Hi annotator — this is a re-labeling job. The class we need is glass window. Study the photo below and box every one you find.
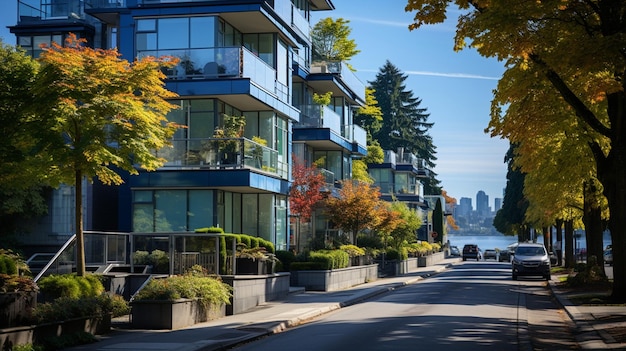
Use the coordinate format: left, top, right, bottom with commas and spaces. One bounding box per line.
190, 17, 215, 48
258, 33, 274, 67
136, 33, 156, 51
137, 19, 156, 31
258, 194, 273, 241
134, 191, 153, 203
242, 194, 258, 236
159, 18, 188, 49
133, 204, 154, 232
155, 190, 187, 231
188, 190, 213, 230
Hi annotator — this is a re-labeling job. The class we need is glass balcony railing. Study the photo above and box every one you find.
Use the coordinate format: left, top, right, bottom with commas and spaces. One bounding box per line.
343, 124, 367, 149
153, 137, 285, 178
271, 0, 309, 38
139, 46, 278, 97
296, 105, 342, 131
19, 0, 83, 20
317, 168, 335, 185
310, 61, 366, 102
84, 0, 125, 9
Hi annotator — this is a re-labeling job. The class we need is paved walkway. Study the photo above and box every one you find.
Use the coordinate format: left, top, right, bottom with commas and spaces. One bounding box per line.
66, 258, 626, 351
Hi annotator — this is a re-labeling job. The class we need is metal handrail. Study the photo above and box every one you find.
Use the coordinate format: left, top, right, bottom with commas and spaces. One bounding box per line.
34, 234, 76, 282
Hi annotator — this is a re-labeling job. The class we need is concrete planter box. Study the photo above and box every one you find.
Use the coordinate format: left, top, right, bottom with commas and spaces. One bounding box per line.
290, 264, 378, 291
222, 273, 290, 315
418, 251, 445, 267
0, 315, 110, 350
130, 299, 225, 330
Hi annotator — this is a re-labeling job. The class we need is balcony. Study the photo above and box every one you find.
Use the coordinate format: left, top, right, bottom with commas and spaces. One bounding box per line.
153, 137, 287, 179
296, 105, 341, 131
140, 46, 286, 102
19, 0, 84, 20
271, 0, 310, 39
310, 61, 366, 103
84, 0, 124, 8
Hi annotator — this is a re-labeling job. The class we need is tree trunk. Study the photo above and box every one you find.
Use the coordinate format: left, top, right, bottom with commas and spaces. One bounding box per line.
555, 219, 563, 266
564, 219, 575, 268
599, 147, 626, 301
583, 179, 605, 275
75, 170, 85, 276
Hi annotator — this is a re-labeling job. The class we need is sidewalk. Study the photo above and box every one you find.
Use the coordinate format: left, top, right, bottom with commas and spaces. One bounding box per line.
549, 278, 626, 350
67, 258, 624, 351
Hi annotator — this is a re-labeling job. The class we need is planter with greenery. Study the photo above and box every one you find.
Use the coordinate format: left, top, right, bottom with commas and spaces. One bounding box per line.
130, 265, 232, 329
0, 249, 38, 329
1, 273, 129, 351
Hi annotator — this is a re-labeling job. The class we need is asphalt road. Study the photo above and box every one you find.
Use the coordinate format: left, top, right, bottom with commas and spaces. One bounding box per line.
231, 262, 578, 351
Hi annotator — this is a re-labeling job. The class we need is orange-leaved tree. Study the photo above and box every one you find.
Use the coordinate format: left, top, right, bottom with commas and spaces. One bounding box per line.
324, 180, 386, 246
33, 34, 180, 276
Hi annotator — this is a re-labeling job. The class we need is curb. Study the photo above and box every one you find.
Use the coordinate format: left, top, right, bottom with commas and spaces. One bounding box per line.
548, 280, 611, 350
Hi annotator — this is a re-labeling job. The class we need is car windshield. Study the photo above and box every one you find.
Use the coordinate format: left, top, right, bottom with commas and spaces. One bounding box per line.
516, 247, 545, 256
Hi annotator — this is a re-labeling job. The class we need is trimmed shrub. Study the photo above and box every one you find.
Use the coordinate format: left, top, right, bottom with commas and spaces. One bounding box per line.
38, 274, 104, 300
339, 245, 365, 258
249, 236, 259, 248
258, 238, 275, 254
240, 235, 251, 248
309, 250, 349, 270
275, 250, 296, 271
194, 226, 225, 234
0, 255, 17, 275
133, 272, 232, 309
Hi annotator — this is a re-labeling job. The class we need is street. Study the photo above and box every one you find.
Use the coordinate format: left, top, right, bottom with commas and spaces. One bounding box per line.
231, 262, 578, 350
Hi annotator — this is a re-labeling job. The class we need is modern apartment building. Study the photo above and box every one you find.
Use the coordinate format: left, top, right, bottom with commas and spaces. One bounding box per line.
367, 148, 430, 241
9, 0, 367, 254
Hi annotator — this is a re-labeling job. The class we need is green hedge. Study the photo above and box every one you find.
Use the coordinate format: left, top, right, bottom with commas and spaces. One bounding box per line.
0, 255, 17, 275
38, 274, 104, 300
307, 250, 350, 270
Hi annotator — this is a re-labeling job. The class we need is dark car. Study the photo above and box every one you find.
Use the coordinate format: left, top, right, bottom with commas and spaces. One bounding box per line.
462, 244, 482, 261
605, 249, 613, 265
498, 249, 512, 262
483, 249, 497, 260
512, 243, 551, 280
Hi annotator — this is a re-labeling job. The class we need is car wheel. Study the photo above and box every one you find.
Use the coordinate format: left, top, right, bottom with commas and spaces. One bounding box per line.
462, 257, 466, 261
545, 274, 551, 281
512, 274, 517, 280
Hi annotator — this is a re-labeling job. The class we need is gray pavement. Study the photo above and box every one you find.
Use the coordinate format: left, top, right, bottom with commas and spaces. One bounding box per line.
67, 258, 626, 351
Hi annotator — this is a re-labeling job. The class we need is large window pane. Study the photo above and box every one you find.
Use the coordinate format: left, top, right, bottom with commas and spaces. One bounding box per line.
155, 190, 187, 231
190, 17, 215, 48
159, 18, 188, 49
242, 194, 258, 236
188, 190, 213, 230
136, 33, 156, 51
258, 194, 273, 242
133, 203, 154, 232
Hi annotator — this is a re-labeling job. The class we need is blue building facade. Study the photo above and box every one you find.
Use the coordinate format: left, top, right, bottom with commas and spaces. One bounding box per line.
10, 0, 367, 253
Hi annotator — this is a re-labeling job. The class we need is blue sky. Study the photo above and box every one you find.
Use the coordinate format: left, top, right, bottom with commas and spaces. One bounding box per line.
0, 1, 509, 208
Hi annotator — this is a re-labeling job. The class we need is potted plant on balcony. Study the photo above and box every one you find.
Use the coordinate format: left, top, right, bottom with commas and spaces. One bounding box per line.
213, 114, 246, 165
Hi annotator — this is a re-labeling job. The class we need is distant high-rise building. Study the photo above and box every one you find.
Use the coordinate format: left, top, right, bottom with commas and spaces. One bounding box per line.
458, 197, 472, 218
494, 198, 502, 212
476, 190, 489, 217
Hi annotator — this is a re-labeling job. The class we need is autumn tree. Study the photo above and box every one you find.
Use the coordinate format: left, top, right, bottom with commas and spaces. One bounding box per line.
406, 0, 626, 301
369, 60, 440, 194
33, 34, 179, 276
387, 201, 422, 251
289, 155, 325, 222
311, 17, 360, 63
0, 42, 49, 241
324, 180, 385, 246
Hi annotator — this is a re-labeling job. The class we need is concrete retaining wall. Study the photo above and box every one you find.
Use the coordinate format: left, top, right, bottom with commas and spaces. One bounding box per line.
222, 273, 290, 315
290, 264, 379, 291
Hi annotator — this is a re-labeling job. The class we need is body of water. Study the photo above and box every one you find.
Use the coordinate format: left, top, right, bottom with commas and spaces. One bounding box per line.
447, 233, 612, 252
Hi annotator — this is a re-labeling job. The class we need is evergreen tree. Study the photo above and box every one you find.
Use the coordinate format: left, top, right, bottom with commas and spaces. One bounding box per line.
493, 144, 528, 239
369, 60, 440, 194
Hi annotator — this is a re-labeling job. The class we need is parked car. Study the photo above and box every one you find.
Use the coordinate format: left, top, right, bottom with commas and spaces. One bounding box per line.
450, 246, 461, 257
498, 249, 512, 262
512, 243, 551, 280
483, 249, 497, 260
604, 249, 613, 266
462, 244, 482, 261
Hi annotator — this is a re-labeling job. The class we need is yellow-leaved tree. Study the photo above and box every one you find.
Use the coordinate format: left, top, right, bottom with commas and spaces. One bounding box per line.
33, 34, 180, 276
405, 0, 626, 301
